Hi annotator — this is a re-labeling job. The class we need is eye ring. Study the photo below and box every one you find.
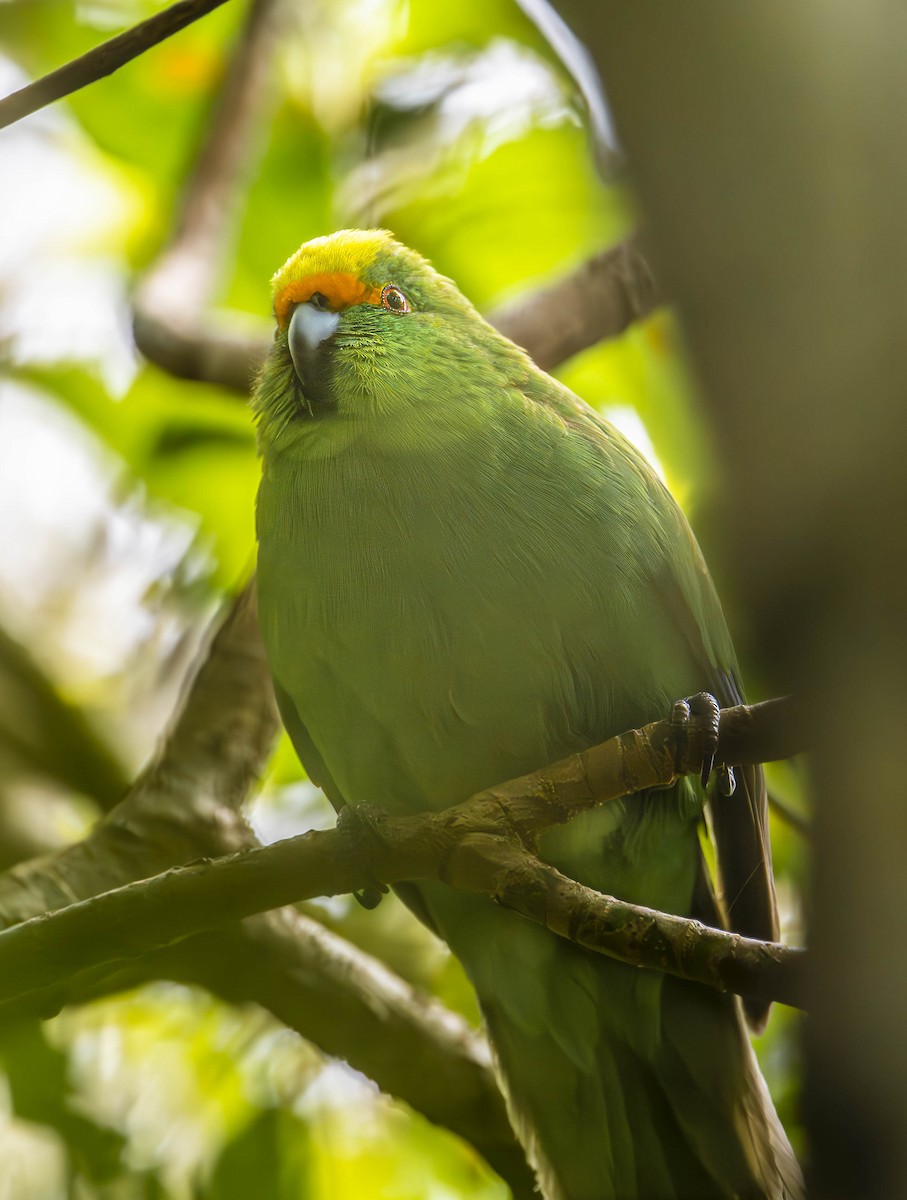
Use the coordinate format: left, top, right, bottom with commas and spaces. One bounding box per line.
381, 284, 411, 315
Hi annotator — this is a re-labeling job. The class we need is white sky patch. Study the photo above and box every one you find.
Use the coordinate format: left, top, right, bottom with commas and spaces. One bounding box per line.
8, 257, 137, 396
0, 56, 139, 393
602, 404, 667, 483
249, 781, 350, 917
0, 383, 193, 672
344, 38, 579, 219
0, 382, 206, 762
0, 55, 208, 763
297, 1060, 379, 1117
0, 1087, 67, 1200
249, 779, 336, 844
377, 38, 577, 157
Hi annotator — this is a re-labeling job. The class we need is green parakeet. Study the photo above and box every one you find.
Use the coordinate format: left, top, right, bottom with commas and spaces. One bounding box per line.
253, 230, 802, 1200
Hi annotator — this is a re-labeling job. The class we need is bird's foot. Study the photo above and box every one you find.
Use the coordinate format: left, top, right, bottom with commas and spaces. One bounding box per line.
336, 803, 390, 910
669, 691, 726, 788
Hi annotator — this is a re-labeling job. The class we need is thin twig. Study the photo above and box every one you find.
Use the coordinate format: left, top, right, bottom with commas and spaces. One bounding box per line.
0, 0, 232, 131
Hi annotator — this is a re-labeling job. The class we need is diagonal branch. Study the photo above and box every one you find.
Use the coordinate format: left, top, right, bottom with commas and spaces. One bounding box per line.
0, 0, 233, 131
0, 582, 275, 929
492, 231, 662, 372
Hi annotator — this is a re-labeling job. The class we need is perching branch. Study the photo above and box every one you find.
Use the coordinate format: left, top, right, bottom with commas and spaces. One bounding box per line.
0, 696, 807, 1015
447, 838, 804, 1011
0, 0, 232, 131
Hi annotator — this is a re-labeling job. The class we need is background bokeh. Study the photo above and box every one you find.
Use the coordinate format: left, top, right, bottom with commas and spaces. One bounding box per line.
0, 2, 808, 1196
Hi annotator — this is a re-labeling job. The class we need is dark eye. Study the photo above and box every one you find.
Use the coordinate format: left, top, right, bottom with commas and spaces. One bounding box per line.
309, 292, 330, 311
381, 285, 410, 315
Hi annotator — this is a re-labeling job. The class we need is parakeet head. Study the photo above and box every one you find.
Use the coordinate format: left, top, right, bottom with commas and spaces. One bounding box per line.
252, 229, 529, 452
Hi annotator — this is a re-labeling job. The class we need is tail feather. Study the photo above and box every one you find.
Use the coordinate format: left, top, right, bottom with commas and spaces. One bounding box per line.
660, 976, 803, 1199
420, 882, 803, 1200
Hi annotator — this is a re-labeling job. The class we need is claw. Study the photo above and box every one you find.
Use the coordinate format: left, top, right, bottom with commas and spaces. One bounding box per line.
354, 886, 386, 910
669, 691, 721, 788
717, 764, 737, 798
337, 803, 390, 910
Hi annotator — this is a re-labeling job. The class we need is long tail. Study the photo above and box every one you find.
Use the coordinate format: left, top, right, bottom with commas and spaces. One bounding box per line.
419, 885, 803, 1200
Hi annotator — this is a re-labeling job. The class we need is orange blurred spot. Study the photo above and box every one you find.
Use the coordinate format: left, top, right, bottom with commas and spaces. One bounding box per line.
644, 310, 674, 357
154, 44, 219, 94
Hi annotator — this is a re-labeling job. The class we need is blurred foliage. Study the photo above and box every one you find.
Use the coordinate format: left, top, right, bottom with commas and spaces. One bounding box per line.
0, 0, 807, 1196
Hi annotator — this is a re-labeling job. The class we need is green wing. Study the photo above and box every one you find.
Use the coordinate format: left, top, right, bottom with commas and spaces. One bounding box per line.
525, 369, 778, 1024
273, 677, 348, 817
273, 676, 438, 925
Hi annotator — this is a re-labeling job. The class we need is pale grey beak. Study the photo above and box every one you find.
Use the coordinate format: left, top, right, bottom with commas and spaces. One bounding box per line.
288, 304, 340, 382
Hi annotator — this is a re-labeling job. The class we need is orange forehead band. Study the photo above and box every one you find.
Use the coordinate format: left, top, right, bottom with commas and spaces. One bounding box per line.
273, 272, 382, 330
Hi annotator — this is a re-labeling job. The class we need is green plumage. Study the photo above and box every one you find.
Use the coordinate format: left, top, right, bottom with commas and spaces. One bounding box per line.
253, 230, 802, 1199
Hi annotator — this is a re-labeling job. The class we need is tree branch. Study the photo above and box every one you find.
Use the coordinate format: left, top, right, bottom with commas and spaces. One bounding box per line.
448, 837, 805, 1011
0, 582, 275, 930
132, 0, 282, 390
0, 0, 233, 131
170, 914, 537, 1197
0, 697, 807, 1015
0, 624, 130, 813
492, 231, 662, 372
